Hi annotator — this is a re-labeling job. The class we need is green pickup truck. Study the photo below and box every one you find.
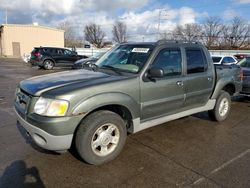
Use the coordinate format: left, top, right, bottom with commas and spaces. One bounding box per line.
15, 40, 242, 165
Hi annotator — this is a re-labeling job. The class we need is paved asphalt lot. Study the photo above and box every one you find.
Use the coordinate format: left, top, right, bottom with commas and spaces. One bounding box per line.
0, 58, 250, 188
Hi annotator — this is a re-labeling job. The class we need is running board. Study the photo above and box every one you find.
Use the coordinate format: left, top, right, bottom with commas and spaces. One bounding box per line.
131, 99, 216, 133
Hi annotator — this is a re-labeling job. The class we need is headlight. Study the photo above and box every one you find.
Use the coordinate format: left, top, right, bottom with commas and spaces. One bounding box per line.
15, 87, 20, 96
34, 97, 69, 117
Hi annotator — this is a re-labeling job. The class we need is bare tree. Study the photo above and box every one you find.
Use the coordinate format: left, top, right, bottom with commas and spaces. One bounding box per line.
171, 23, 202, 41
202, 17, 224, 48
160, 31, 172, 40
222, 16, 250, 49
57, 21, 83, 47
112, 21, 127, 43
84, 23, 105, 48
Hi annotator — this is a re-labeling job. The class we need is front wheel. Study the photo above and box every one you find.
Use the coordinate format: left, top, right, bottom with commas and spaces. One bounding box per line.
75, 110, 127, 165
208, 91, 231, 121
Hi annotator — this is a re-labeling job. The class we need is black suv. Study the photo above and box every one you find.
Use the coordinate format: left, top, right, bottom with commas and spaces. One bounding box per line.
30, 47, 88, 70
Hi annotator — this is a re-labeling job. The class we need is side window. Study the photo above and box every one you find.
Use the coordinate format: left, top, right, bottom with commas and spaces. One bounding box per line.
57, 49, 64, 55
42, 48, 48, 53
225, 57, 235, 63
221, 57, 226, 64
186, 48, 207, 74
48, 49, 55, 54
152, 48, 182, 77
64, 49, 72, 55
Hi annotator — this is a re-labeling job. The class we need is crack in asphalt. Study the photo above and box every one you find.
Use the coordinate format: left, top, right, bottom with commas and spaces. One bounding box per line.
130, 137, 225, 188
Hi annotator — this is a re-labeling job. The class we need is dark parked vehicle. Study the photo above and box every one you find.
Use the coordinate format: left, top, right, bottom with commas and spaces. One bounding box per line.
72, 51, 106, 69
237, 57, 250, 95
30, 47, 88, 70
15, 40, 242, 165
234, 54, 249, 61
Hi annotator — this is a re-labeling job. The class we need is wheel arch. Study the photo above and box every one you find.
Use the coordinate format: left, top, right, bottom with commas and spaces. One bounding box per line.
71, 93, 140, 134
211, 79, 236, 99
43, 58, 55, 65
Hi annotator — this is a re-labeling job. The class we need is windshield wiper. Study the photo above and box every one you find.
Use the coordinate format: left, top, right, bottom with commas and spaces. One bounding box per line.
100, 65, 122, 75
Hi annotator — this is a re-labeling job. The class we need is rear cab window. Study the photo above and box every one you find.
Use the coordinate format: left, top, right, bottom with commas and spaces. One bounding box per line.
185, 48, 208, 74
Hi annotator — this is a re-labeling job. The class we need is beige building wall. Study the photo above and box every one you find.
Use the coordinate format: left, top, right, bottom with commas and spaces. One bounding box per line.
0, 24, 64, 57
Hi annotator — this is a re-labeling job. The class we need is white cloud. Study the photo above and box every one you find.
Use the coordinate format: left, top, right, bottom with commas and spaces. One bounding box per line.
223, 8, 237, 20
235, 0, 250, 4
178, 7, 197, 25
0, 0, 205, 42
55, 6, 204, 42
119, 7, 200, 40
0, 0, 149, 14
88, 0, 149, 11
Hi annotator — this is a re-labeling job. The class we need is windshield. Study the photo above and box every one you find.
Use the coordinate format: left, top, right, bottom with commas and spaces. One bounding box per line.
212, 56, 222, 63
237, 57, 250, 68
93, 52, 106, 59
96, 44, 155, 74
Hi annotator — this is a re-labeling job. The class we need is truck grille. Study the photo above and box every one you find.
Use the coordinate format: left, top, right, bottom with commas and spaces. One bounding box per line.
15, 89, 30, 112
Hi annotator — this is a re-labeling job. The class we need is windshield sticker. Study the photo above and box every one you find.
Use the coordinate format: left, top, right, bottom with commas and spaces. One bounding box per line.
132, 48, 149, 53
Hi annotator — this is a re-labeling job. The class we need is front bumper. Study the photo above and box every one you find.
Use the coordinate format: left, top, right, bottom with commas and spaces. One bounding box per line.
15, 108, 73, 151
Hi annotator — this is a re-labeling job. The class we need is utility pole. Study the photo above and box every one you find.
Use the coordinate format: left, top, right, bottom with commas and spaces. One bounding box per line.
5, 8, 8, 24
157, 9, 168, 40
157, 10, 161, 40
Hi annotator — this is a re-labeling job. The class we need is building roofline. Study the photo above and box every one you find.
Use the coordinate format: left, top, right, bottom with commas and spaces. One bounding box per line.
0, 24, 64, 32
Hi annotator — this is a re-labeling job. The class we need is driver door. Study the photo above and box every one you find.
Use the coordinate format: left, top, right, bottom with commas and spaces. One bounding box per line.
140, 47, 185, 121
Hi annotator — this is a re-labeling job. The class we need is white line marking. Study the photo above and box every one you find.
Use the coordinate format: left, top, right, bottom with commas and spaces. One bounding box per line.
211, 149, 250, 174
193, 148, 250, 185
193, 177, 206, 185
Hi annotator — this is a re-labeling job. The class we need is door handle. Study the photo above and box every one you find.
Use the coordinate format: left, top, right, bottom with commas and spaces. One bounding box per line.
207, 77, 212, 81
176, 81, 183, 87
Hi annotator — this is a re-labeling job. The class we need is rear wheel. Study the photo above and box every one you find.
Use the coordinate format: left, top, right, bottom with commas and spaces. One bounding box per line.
75, 110, 127, 165
208, 91, 231, 121
43, 60, 54, 70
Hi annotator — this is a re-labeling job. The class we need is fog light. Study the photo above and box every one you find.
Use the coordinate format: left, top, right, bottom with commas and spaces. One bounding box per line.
33, 134, 46, 146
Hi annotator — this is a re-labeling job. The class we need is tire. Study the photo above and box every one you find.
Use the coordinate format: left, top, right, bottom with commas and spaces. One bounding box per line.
208, 91, 231, 122
43, 60, 54, 70
75, 110, 127, 165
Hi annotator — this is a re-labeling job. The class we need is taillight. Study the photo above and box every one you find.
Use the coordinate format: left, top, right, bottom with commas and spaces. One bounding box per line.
240, 67, 244, 81
34, 52, 41, 57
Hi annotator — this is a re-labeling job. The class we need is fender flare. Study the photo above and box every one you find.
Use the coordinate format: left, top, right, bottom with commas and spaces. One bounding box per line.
71, 92, 140, 119
211, 77, 236, 99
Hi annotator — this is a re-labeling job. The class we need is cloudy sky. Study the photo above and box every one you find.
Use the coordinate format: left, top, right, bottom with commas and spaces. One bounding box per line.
0, 0, 250, 41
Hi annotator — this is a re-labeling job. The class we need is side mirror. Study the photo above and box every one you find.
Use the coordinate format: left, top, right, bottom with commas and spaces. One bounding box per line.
148, 67, 164, 78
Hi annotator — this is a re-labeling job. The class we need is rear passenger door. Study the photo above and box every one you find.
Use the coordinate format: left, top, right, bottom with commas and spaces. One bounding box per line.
140, 47, 185, 121
183, 48, 214, 109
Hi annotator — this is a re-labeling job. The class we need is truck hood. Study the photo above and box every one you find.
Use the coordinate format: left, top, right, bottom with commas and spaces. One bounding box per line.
20, 70, 112, 96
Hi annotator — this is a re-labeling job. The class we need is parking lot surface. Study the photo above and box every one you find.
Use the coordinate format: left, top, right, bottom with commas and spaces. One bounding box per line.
0, 58, 250, 188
